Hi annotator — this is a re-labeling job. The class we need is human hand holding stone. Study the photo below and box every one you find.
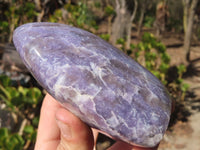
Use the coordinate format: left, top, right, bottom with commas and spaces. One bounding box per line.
35, 94, 158, 150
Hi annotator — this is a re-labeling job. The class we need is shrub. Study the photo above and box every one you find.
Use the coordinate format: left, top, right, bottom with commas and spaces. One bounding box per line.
116, 33, 189, 101
0, 75, 43, 149
49, 2, 98, 31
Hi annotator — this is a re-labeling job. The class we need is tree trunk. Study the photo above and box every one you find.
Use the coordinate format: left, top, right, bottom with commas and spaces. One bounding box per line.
37, 9, 45, 22
8, 3, 18, 43
8, 22, 15, 43
111, 0, 127, 44
108, 16, 112, 35
137, 5, 145, 36
183, 0, 198, 61
126, 0, 137, 49
182, 0, 190, 32
136, 0, 153, 36
111, 0, 138, 48
155, 1, 169, 37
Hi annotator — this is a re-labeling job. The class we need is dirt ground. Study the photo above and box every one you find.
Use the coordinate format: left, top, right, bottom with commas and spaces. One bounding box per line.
158, 35, 200, 150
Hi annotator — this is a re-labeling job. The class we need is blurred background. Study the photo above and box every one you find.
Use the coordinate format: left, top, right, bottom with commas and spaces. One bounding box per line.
0, 0, 200, 149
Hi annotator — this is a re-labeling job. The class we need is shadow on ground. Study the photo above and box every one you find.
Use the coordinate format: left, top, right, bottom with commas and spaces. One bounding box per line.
184, 58, 200, 78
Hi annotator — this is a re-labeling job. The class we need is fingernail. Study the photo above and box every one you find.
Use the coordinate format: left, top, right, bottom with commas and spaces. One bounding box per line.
57, 120, 72, 139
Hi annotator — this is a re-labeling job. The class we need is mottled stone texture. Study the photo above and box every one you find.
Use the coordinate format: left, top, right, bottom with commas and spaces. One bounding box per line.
13, 22, 171, 147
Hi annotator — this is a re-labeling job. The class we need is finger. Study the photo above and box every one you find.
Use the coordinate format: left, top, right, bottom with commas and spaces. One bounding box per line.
35, 94, 62, 150
56, 108, 94, 150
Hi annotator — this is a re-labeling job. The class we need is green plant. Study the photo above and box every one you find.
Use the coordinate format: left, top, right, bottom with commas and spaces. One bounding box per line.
176, 64, 189, 100
0, 75, 43, 149
144, 16, 155, 28
177, 64, 186, 79
134, 33, 170, 84
0, 85, 42, 112
23, 125, 37, 146
126, 33, 188, 101
49, 2, 98, 31
116, 38, 126, 51
94, 2, 101, 8
0, 1, 37, 43
0, 128, 24, 150
104, 5, 115, 16
99, 34, 110, 41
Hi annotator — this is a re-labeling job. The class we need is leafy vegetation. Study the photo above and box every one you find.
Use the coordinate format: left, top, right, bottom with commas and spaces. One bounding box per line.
143, 16, 155, 28
49, 2, 98, 32
0, 128, 24, 150
0, 1, 37, 42
135, 33, 170, 84
0, 75, 43, 149
0, 0, 194, 149
115, 33, 189, 101
168, 64, 189, 101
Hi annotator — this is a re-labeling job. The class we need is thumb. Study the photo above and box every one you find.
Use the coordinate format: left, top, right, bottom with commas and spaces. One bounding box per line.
56, 108, 94, 150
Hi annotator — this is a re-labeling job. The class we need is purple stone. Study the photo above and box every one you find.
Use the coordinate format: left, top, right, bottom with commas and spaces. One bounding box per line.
13, 22, 171, 147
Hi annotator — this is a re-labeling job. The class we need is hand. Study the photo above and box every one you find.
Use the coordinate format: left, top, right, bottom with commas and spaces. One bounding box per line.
35, 94, 158, 150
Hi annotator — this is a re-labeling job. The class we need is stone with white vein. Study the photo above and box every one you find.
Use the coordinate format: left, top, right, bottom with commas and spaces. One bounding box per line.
13, 22, 171, 147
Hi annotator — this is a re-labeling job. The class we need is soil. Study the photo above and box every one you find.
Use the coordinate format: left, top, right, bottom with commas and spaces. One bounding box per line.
158, 38, 200, 150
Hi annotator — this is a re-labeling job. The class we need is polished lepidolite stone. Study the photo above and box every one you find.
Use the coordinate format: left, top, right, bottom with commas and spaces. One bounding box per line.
13, 22, 171, 147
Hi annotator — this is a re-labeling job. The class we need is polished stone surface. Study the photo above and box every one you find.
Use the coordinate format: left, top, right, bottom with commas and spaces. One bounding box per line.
13, 22, 171, 147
